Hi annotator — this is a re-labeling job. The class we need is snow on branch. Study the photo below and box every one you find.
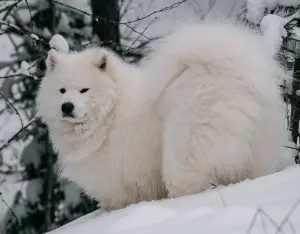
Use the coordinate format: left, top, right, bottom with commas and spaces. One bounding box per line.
0, 60, 38, 79
49, 34, 69, 53
244, 0, 300, 56
246, 0, 300, 24
0, 92, 23, 130
0, 0, 21, 14
260, 14, 288, 56
0, 20, 48, 46
0, 115, 39, 151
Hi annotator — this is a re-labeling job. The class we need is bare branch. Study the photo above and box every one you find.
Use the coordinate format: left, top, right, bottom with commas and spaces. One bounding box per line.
0, 0, 21, 14
247, 208, 281, 234
123, 16, 158, 57
121, 0, 187, 24
0, 92, 24, 130
120, 0, 135, 18
0, 55, 41, 70
0, 73, 36, 79
0, 116, 39, 151
0, 221, 4, 234
0, 192, 21, 229
275, 197, 300, 233
0, 20, 48, 46
124, 24, 151, 40
23, 0, 33, 32
53, 0, 186, 39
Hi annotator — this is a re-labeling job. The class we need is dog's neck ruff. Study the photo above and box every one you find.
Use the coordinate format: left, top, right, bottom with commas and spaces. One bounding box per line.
50, 103, 117, 164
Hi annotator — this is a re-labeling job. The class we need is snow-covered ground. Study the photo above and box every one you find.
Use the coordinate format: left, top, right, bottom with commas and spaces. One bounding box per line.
46, 165, 300, 234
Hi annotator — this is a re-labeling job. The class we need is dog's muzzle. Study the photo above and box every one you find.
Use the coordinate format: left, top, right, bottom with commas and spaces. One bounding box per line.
61, 102, 75, 118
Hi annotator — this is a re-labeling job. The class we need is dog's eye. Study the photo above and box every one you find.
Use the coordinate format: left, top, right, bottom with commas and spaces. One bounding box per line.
79, 88, 90, 93
60, 88, 66, 94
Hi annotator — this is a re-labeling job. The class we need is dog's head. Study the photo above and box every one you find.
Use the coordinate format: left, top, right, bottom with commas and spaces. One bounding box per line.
36, 48, 118, 129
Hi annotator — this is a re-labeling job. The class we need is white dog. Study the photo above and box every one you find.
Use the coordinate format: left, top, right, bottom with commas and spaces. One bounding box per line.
36, 21, 293, 211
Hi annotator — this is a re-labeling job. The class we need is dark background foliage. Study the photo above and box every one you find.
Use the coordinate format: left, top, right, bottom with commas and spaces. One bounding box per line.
0, 0, 299, 233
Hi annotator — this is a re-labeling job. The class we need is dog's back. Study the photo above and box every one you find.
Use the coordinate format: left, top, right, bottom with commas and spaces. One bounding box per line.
141, 21, 294, 197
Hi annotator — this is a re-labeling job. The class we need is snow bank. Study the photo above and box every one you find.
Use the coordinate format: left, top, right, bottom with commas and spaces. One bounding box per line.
46, 165, 300, 234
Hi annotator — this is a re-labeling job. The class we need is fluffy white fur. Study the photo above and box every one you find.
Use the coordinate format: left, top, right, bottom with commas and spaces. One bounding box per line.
36, 21, 294, 211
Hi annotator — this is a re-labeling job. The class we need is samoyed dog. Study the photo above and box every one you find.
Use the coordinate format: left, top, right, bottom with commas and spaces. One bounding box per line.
36, 21, 293, 211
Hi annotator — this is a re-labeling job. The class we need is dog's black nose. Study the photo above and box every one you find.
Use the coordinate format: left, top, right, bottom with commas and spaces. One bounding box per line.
61, 102, 74, 115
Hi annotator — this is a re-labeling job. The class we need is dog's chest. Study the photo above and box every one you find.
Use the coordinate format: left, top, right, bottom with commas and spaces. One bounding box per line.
62, 152, 125, 196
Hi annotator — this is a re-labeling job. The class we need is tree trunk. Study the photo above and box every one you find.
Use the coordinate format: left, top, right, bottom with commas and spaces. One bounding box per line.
43, 139, 55, 232
43, 2, 56, 231
91, 0, 120, 48
290, 56, 300, 164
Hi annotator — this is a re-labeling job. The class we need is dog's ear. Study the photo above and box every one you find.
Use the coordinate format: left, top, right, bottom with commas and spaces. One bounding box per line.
97, 54, 107, 71
46, 49, 60, 72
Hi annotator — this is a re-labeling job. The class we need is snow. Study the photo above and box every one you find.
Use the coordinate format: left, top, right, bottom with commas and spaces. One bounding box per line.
60, 0, 91, 14
259, 9, 300, 56
260, 14, 287, 56
0, 1, 18, 13
26, 179, 43, 203
108, 204, 177, 232
46, 165, 300, 234
30, 33, 40, 40
120, 0, 243, 49
49, 34, 69, 53
19, 61, 30, 76
57, 12, 71, 34
0, 181, 27, 221
63, 182, 82, 206
246, 0, 300, 24
291, 25, 300, 40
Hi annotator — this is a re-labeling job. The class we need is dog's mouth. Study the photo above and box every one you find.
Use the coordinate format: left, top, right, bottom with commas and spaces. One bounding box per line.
62, 113, 75, 118
61, 113, 87, 124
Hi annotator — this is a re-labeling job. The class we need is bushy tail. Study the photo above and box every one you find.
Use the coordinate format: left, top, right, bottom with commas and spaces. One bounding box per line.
140, 20, 287, 106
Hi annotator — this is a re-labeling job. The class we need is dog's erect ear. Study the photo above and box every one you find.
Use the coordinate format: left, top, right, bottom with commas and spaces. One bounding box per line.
98, 55, 107, 71
46, 49, 60, 72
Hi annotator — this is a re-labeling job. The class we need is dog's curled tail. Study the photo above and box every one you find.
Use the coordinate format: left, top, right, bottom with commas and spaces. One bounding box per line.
140, 20, 287, 106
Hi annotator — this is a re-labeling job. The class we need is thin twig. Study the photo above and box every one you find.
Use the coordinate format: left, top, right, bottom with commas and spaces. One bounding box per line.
275, 197, 300, 233
0, 116, 39, 151
247, 208, 281, 234
124, 23, 151, 40
209, 183, 227, 207
0, 20, 48, 46
0, 55, 41, 70
53, 0, 186, 39
0, 222, 4, 234
1, 0, 23, 26
0, 0, 20, 14
122, 0, 187, 24
0, 73, 37, 79
0, 92, 24, 130
23, 0, 33, 33
0, 192, 21, 229
55, 0, 185, 25
123, 17, 158, 57
120, 0, 134, 18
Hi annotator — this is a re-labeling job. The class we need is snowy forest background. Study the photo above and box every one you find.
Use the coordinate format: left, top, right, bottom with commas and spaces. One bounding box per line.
0, 0, 299, 233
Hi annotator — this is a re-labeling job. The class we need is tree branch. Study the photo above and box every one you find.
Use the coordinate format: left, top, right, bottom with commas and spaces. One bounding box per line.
0, 92, 24, 130
123, 16, 158, 57
53, 0, 187, 40
0, 116, 39, 151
